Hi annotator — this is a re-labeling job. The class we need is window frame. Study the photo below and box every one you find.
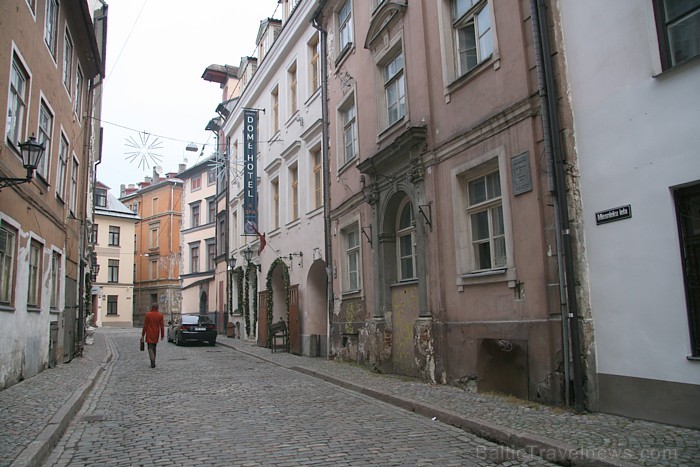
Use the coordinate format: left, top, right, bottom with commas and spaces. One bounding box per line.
342, 224, 361, 292
108, 225, 121, 246
339, 94, 358, 166
44, 0, 59, 59
190, 243, 200, 274
63, 29, 73, 92
0, 224, 18, 306
191, 175, 202, 192
467, 170, 506, 271
653, 0, 700, 70
37, 99, 54, 181
108, 259, 119, 283
312, 148, 323, 209
452, 0, 493, 77
289, 165, 299, 221
271, 86, 280, 134
69, 155, 78, 215
50, 251, 61, 310
191, 202, 201, 228
74, 65, 84, 117
288, 61, 298, 116
95, 188, 107, 207
27, 240, 42, 308
56, 133, 69, 201
7, 54, 29, 148
338, 0, 354, 56
309, 32, 321, 93
107, 295, 118, 315
396, 198, 417, 282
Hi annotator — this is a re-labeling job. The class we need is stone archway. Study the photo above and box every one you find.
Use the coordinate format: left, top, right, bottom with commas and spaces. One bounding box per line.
264, 258, 290, 349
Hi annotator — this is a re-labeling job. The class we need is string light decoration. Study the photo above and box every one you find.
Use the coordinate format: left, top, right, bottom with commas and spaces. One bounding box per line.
124, 131, 164, 170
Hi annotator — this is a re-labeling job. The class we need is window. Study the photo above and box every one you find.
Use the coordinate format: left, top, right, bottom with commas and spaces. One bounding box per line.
26, 0, 36, 13
290, 166, 299, 221
343, 225, 360, 291
453, 0, 493, 76
207, 241, 216, 271
90, 224, 98, 244
44, 0, 59, 57
467, 170, 505, 270
674, 183, 700, 356
50, 252, 60, 309
218, 217, 226, 255
56, 135, 68, 200
190, 244, 200, 274
151, 197, 158, 215
208, 200, 216, 223
95, 188, 107, 207
149, 259, 158, 280
309, 33, 321, 92
397, 199, 416, 281
37, 100, 53, 180
272, 178, 280, 229
272, 86, 280, 134
207, 168, 216, 185
0, 225, 17, 305
191, 175, 201, 192
191, 203, 201, 228
149, 224, 159, 249
7, 56, 29, 147
108, 226, 120, 246
340, 97, 358, 164
338, 0, 353, 54
654, 0, 700, 69
69, 157, 78, 215
108, 259, 119, 283
74, 66, 83, 116
313, 149, 322, 209
107, 295, 118, 315
384, 51, 406, 127
289, 61, 298, 115
28, 241, 42, 307
63, 30, 73, 90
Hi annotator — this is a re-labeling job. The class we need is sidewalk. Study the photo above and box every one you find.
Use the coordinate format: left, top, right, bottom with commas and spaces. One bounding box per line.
1, 330, 698, 466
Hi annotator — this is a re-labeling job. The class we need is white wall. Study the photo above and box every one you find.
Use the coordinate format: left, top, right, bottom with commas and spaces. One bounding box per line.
559, 0, 700, 384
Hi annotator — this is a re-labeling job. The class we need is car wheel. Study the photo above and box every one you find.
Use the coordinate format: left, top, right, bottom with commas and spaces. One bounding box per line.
209, 340, 216, 346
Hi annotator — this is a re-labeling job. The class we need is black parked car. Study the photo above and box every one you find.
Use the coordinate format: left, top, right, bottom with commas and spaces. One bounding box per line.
167, 313, 217, 346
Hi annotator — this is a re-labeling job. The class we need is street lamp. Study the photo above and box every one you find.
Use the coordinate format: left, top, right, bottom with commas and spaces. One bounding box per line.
227, 254, 237, 270
0, 135, 46, 188
242, 245, 261, 272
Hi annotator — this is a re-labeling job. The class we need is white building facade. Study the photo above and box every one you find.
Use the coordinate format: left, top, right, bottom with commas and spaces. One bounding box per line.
558, 0, 700, 427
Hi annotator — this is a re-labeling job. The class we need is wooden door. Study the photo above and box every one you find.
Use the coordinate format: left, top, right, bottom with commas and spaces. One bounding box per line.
288, 285, 300, 354
258, 290, 268, 347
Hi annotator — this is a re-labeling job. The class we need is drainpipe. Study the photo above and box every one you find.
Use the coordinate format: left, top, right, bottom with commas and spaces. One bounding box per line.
312, 3, 333, 358
530, 0, 584, 412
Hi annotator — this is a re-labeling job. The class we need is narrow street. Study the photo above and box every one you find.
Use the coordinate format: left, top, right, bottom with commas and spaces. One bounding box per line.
42, 328, 552, 466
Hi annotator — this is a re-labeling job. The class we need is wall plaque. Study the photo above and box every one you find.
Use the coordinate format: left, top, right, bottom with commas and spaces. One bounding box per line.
511, 152, 532, 196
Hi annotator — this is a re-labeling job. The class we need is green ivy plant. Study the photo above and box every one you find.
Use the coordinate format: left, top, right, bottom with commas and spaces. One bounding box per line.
266, 258, 290, 351
246, 265, 258, 337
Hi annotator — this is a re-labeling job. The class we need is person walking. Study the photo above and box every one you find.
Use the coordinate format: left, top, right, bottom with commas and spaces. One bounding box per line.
141, 303, 164, 368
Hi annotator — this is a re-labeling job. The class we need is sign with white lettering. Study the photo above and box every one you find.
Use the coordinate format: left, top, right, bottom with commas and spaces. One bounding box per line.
243, 109, 258, 235
595, 205, 631, 225
511, 152, 532, 196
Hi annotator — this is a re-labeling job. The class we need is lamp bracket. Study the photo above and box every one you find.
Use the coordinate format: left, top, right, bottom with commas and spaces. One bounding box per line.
361, 225, 372, 246
418, 204, 432, 230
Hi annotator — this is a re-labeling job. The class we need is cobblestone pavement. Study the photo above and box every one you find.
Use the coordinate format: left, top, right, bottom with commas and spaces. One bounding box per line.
42, 329, 552, 466
0, 327, 698, 466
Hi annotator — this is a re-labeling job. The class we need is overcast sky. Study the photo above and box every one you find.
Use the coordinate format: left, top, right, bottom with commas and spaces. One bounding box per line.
95, 0, 280, 192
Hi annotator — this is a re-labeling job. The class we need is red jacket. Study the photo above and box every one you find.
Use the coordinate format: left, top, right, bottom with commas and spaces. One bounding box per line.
141, 310, 164, 344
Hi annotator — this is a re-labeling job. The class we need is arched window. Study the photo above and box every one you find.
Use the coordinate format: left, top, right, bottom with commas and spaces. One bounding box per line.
396, 198, 416, 281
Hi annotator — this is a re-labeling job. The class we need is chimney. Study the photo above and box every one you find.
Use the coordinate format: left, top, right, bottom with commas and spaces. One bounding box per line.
179, 163, 186, 173
120, 184, 125, 196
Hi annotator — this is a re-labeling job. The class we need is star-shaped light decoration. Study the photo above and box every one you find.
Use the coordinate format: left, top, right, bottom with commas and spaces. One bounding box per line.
125, 131, 164, 170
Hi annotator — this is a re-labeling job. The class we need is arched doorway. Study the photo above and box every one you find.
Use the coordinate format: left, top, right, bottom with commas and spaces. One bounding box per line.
305, 258, 328, 356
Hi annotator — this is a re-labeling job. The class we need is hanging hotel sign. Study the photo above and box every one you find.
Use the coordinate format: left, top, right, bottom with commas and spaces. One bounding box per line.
243, 109, 258, 235
595, 204, 631, 225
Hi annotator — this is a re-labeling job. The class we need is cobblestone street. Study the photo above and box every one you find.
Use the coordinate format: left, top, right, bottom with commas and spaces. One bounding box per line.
42, 329, 552, 466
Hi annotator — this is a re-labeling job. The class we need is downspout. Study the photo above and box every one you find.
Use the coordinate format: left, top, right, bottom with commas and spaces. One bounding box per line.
530, 0, 584, 412
312, 3, 333, 358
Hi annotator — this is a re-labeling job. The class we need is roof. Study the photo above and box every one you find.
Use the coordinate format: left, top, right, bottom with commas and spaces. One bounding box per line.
95, 192, 140, 221
201, 64, 239, 84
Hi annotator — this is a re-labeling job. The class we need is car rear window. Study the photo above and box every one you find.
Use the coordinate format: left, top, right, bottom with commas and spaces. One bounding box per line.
181, 315, 212, 325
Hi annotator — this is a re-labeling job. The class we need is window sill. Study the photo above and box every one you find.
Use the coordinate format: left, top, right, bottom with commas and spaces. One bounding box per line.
390, 279, 418, 288
27, 306, 41, 313
445, 54, 497, 99
338, 156, 358, 176
457, 267, 516, 289
334, 42, 354, 69
687, 355, 700, 362
341, 289, 362, 299
0, 304, 15, 313
653, 54, 700, 78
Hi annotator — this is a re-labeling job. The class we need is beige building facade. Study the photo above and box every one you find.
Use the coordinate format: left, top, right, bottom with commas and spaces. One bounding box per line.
0, 0, 106, 388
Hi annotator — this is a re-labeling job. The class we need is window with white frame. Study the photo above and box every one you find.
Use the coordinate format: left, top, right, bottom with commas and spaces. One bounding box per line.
90, 224, 98, 244
396, 198, 417, 281
340, 95, 358, 165
343, 224, 360, 292
26, 0, 36, 13
56, 135, 68, 200
452, 0, 493, 76
108, 259, 119, 283
74, 66, 83, 116
383, 50, 406, 127
107, 295, 118, 315
28, 240, 42, 307
191, 203, 201, 228
312, 148, 322, 209
207, 241, 216, 271
272, 178, 280, 229
467, 170, 505, 270
95, 188, 107, 207
309, 32, 321, 93
190, 244, 200, 273
272, 86, 280, 134
290, 165, 299, 221
69, 156, 78, 215
338, 0, 354, 55
50, 251, 60, 309
653, 0, 700, 70
44, 0, 59, 58
207, 168, 216, 185
191, 175, 201, 192
0, 225, 17, 306
289, 61, 298, 116
37, 100, 53, 180
63, 30, 73, 91
7, 55, 29, 147
149, 259, 158, 280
